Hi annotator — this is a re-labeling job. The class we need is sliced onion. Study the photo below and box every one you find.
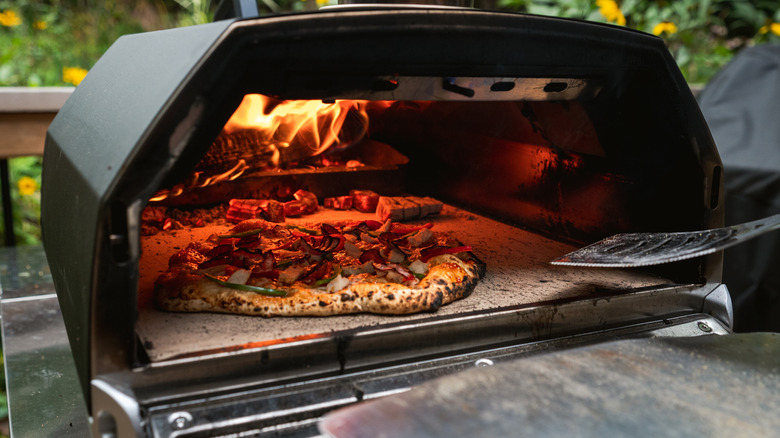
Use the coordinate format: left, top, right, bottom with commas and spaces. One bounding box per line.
344, 241, 363, 259
226, 269, 252, 285
326, 274, 351, 293
408, 259, 429, 275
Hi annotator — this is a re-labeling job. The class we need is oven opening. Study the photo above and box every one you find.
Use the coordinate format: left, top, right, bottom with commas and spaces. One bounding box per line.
135, 76, 697, 365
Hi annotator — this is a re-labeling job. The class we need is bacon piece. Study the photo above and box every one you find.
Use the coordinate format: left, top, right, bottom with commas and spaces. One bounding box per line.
324, 195, 353, 210
301, 261, 332, 284
350, 190, 380, 213
321, 223, 340, 235
227, 199, 286, 223
284, 200, 307, 217
227, 199, 265, 223
250, 252, 278, 280
228, 219, 270, 234
376, 196, 443, 222
293, 189, 319, 214
359, 248, 385, 264
204, 243, 235, 259
264, 200, 286, 223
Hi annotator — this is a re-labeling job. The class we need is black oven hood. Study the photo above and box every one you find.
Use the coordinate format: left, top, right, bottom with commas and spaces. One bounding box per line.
41, 7, 726, 436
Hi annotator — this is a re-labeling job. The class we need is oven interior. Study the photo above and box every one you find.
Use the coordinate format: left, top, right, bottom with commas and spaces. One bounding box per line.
136, 80, 708, 363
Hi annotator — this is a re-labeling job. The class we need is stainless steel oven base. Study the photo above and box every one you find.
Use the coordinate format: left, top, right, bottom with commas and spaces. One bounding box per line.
134, 314, 727, 437
92, 282, 732, 437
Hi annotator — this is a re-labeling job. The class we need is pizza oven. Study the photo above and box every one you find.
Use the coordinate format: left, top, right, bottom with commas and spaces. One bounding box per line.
40, 4, 731, 437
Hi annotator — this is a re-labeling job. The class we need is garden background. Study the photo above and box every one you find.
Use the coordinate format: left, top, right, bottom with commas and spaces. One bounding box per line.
0, 0, 779, 432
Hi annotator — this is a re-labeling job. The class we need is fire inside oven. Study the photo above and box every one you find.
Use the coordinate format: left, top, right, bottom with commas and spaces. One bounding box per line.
136, 77, 694, 363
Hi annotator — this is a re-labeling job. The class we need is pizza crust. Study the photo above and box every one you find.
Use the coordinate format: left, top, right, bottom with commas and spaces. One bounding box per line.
156, 254, 484, 317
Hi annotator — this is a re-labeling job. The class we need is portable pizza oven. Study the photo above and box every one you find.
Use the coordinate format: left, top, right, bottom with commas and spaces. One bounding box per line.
41, 4, 731, 437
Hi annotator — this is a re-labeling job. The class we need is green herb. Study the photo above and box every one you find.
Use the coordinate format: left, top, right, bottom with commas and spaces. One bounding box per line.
413, 272, 425, 279
276, 259, 294, 269
204, 274, 287, 297
313, 265, 342, 287
285, 224, 321, 235
218, 228, 264, 239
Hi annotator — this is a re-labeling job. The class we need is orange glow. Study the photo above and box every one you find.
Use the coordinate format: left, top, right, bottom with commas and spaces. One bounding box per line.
225, 94, 369, 165
167, 332, 329, 360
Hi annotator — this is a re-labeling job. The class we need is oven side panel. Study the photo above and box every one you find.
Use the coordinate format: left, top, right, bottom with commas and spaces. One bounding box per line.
41, 20, 233, 402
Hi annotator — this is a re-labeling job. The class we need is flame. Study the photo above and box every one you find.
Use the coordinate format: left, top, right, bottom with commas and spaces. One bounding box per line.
225, 94, 368, 165
149, 159, 249, 202
150, 95, 370, 203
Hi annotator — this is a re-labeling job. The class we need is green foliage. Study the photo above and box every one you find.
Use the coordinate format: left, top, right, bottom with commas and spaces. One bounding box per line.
0, 0, 220, 86
497, 0, 780, 84
4, 157, 43, 246
171, 0, 213, 26
0, 0, 149, 86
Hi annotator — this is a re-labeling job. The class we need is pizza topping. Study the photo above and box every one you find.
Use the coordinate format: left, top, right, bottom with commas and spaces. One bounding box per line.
420, 245, 473, 262
250, 251, 277, 278
285, 223, 320, 235
408, 259, 429, 275
359, 248, 385, 264
204, 273, 287, 297
156, 215, 485, 317
384, 246, 406, 264
278, 265, 307, 285
313, 264, 343, 287
343, 241, 363, 259
227, 268, 252, 285
312, 235, 343, 252
325, 274, 350, 293
360, 232, 380, 244
302, 260, 330, 283
342, 260, 375, 276
407, 228, 435, 247
373, 262, 416, 283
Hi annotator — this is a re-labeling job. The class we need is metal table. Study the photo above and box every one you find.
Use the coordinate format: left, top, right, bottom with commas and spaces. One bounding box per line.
0, 245, 89, 436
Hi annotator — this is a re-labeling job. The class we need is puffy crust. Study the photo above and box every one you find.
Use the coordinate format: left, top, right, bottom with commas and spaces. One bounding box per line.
155, 255, 484, 317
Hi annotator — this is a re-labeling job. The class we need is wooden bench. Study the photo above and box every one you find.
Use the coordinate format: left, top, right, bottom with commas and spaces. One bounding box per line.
0, 87, 73, 245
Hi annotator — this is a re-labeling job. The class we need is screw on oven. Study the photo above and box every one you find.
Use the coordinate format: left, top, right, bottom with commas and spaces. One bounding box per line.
475, 358, 494, 367
697, 321, 713, 333
168, 411, 193, 430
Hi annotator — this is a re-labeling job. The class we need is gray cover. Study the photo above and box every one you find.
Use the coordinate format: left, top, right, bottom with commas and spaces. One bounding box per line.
697, 44, 780, 332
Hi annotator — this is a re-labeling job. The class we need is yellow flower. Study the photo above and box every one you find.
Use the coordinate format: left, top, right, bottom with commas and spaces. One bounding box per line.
33, 20, 48, 30
17, 176, 38, 196
0, 10, 22, 27
652, 22, 678, 36
760, 22, 780, 36
596, 0, 626, 26
63, 67, 89, 86
315, 0, 330, 6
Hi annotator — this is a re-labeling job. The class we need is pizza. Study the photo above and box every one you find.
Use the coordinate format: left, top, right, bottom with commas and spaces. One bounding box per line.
154, 218, 485, 317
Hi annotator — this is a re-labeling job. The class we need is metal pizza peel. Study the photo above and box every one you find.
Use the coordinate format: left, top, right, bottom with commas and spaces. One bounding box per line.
550, 213, 780, 268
